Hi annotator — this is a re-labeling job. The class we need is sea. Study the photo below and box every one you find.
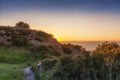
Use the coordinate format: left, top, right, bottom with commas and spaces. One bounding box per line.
61, 41, 120, 51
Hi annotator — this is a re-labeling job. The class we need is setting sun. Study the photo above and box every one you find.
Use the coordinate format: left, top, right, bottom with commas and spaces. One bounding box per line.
53, 34, 62, 41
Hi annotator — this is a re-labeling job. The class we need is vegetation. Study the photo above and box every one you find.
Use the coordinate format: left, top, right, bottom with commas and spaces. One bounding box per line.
15, 21, 30, 29
94, 42, 120, 54
36, 30, 52, 41
37, 42, 120, 80
38, 53, 120, 80
0, 63, 23, 80
62, 43, 86, 54
62, 44, 72, 54
0, 47, 31, 64
0, 22, 120, 80
12, 36, 28, 47
0, 22, 62, 80
0, 46, 30, 80
30, 44, 60, 60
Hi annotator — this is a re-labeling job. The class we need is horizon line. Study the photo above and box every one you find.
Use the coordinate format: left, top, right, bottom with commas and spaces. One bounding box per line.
60, 40, 120, 42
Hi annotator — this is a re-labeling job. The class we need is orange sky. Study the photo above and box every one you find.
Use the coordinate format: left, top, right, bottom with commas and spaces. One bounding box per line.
0, 11, 120, 41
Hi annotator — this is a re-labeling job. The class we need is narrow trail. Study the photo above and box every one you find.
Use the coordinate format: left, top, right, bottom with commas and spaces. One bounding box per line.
23, 67, 35, 80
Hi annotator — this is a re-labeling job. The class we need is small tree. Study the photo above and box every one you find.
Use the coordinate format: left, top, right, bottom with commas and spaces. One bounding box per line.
15, 22, 30, 29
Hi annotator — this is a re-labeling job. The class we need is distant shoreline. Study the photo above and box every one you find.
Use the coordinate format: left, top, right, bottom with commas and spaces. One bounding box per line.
61, 41, 120, 51
61, 41, 120, 42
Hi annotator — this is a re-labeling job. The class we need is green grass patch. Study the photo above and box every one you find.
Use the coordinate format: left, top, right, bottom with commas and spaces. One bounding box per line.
0, 63, 23, 80
0, 47, 31, 64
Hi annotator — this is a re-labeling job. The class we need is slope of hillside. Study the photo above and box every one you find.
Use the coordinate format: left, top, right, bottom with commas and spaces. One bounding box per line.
0, 22, 63, 54
0, 22, 87, 80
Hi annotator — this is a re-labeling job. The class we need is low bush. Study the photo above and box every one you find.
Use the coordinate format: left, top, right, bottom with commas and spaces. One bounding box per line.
12, 36, 28, 47
30, 45, 60, 60
39, 53, 120, 80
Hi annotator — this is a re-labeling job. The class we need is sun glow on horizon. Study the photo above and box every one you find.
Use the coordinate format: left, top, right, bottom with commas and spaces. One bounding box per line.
52, 33, 62, 41
0, 11, 120, 42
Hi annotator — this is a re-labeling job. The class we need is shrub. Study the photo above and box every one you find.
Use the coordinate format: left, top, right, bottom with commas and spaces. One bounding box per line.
36, 31, 51, 41
30, 45, 60, 60
15, 22, 30, 29
12, 36, 28, 47
62, 44, 72, 54
51, 56, 74, 80
39, 53, 120, 80
94, 42, 120, 54
42, 60, 57, 71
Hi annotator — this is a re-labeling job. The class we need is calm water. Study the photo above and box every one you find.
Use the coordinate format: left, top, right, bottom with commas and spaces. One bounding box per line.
61, 41, 120, 51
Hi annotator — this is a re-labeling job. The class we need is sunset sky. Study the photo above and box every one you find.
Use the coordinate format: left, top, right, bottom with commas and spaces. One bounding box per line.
0, 0, 120, 41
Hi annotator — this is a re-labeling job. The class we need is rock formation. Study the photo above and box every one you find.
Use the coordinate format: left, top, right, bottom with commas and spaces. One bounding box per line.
0, 22, 63, 54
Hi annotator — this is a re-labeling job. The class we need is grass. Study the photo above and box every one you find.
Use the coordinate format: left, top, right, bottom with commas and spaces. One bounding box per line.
0, 46, 31, 63
0, 46, 32, 80
0, 63, 23, 80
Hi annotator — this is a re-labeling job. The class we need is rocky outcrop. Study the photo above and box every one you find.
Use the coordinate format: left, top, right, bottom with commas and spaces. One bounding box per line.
46, 37, 63, 53
0, 24, 63, 54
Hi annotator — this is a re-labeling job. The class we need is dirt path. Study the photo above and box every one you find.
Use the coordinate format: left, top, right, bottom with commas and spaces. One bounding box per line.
23, 67, 35, 80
